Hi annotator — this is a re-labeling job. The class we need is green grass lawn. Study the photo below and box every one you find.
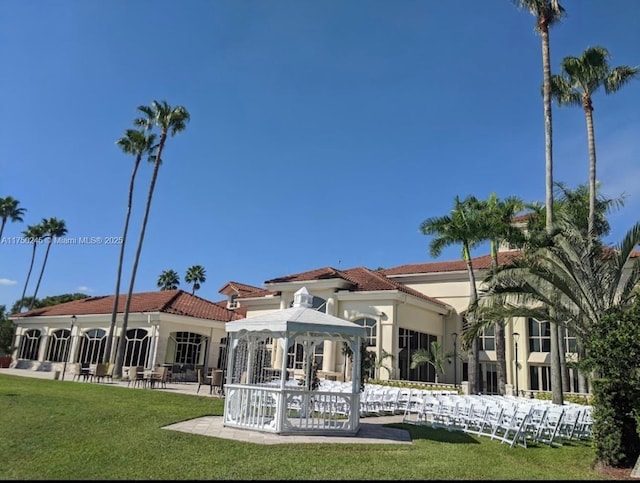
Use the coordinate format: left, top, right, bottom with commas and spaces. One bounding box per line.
0, 374, 609, 480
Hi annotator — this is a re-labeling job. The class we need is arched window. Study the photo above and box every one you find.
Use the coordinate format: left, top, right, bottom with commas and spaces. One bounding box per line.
353, 318, 377, 347
171, 332, 205, 366
45, 329, 71, 362
18, 329, 41, 360
287, 341, 323, 371
124, 328, 150, 367
77, 329, 106, 364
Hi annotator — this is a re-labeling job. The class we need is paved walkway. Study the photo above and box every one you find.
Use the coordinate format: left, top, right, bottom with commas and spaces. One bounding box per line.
164, 414, 411, 445
1, 367, 413, 445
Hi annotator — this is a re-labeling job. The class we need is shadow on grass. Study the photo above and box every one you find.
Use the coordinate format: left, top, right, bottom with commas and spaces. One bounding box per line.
387, 423, 480, 444
387, 423, 594, 449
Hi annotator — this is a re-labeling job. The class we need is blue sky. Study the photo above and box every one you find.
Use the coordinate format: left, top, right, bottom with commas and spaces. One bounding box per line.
1, 0, 639, 311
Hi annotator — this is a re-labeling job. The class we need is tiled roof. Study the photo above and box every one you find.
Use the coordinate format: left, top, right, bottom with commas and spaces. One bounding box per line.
11, 290, 242, 321
381, 251, 522, 276
382, 249, 640, 276
264, 265, 449, 308
265, 267, 355, 285
221, 281, 277, 299
340, 267, 449, 308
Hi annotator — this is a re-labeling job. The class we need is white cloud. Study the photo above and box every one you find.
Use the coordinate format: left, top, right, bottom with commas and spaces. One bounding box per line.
76, 286, 94, 293
0, 278, 17, 286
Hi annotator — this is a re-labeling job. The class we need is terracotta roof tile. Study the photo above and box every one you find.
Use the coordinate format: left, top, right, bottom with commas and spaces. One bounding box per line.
263, 265, 448, 308
381, 251, 522, 276
219, 281, 275, 297
340, 267, 449, 307
11, 290, 241, 321
265, 267, 352, 284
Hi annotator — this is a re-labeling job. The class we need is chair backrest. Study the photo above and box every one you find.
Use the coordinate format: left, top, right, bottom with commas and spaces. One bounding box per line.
94, 363, 107, 377
154, 366, 167, 380
211, 370, 223, 386
129, 366, 142, 381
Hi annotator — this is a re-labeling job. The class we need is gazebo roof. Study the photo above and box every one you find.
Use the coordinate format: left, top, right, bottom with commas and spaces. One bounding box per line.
225, 287, 366, 338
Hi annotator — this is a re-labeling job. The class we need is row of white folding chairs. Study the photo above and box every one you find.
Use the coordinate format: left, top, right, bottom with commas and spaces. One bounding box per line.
402, 393, 592, 448
360, 385, 457, 417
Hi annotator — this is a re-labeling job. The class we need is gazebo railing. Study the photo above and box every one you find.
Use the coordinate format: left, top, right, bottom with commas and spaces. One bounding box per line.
223, 384, 360, 435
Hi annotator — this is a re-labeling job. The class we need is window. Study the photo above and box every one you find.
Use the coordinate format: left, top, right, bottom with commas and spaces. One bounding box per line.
172, 331, 205, 366
529, 365, 551, 391
77, 329, 106, 364
562, 327, 578, 353
45, 329, 71, 362
528, 318, 551, 352
398, 328, 437, 382
18, 329, 41, 360
353, 317, 377, 347
217, 336, 229, 371
287, 341, 323, 370
123, 328, 150, 367
478, 325, 495, 351
481, 363, 498, 394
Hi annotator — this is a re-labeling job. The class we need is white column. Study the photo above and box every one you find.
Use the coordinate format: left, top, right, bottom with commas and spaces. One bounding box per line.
322, 295, 337, 373
69, 327, 81, 364
37, 328, 49, 362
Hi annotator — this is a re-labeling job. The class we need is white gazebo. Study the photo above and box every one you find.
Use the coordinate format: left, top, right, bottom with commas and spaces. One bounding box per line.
223, 287, 366, 435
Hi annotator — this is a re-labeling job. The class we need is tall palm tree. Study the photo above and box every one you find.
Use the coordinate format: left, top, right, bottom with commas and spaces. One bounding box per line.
513, 0, 565, 405
113, 100, 190, 380
157, 269, 180, 291
0, 196, 26, 239
420, 195, 484, 394
17, 224, 46, 313
103, 129, 157, 364
185, 265, 206, 295
513, 0, 565, 237
29, 217, 67, 309
550, 46, 639, 239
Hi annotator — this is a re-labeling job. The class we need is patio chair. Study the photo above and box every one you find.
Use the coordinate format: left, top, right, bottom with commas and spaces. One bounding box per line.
210, 369, 224, 396
127, 366, 145, 388
73, 362, 91, 382
104, 363, 114, 383
149, 366, 168, 389
92, 363, 108, 383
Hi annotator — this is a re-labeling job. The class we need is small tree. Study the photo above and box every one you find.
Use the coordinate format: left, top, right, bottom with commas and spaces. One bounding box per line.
410, 341, 449, 384
0, 306, 15, 355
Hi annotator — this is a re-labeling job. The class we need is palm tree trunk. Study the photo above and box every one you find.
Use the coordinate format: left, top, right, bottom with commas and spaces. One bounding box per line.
541, 27, 554, 236
541, 24, 563, 406
558, 323, 570, 392
19, 243, 38, 312
29, 238, 52, 309
113, 133, 167, 379
464, 254, 480, 394
577, 338, 589, 393
0, 220, 6, 240
549, 321, 563, 404
584, 101, 597, 239
495, 320, 506, 395
104, 156, 142, 364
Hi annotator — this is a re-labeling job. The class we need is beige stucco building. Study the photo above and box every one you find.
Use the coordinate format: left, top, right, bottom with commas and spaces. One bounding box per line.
9, 248, 603, 394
